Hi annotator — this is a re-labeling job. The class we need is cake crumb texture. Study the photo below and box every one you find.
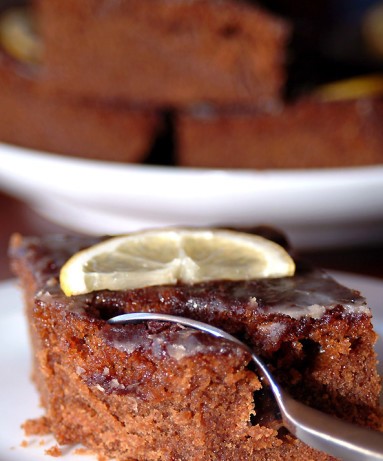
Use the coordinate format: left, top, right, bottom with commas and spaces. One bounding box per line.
45, 445, 62, 457
22, 416, 51, 436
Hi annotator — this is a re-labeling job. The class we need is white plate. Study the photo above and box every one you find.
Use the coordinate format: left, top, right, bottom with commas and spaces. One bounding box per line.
1, 143, 383, 249
0, 272, 382, 460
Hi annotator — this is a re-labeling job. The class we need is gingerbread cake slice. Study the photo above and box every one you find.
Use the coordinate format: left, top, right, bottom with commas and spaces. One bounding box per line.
34, 0, 289, 107
9, 231, 382, 461
0, 52, 163, 164
176, 95, 383, 170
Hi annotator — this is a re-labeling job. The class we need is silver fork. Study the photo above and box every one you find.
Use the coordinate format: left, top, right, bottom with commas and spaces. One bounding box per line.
108, 312, 383, 461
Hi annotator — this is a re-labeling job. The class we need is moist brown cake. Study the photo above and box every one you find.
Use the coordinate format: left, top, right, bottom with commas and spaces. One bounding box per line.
9, 232, 383, 461
176, 96, 383, 169
35, 0, 289, 108
0, 52, 162, 163
2, 3, 383, 170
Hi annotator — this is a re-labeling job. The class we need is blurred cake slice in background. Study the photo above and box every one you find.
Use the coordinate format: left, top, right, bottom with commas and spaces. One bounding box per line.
0, 1, 382, 169
176, 89, 383, 169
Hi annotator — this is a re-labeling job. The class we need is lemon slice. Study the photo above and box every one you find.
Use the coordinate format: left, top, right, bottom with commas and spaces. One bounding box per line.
363, 3, 383, 59
60, 229, 295, 296
314, 75, 383, 102
0, 7, 42, 64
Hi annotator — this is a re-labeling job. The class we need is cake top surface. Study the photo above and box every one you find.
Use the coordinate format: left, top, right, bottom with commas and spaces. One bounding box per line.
9, 232, 372, 354
10, 233, 369, 318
